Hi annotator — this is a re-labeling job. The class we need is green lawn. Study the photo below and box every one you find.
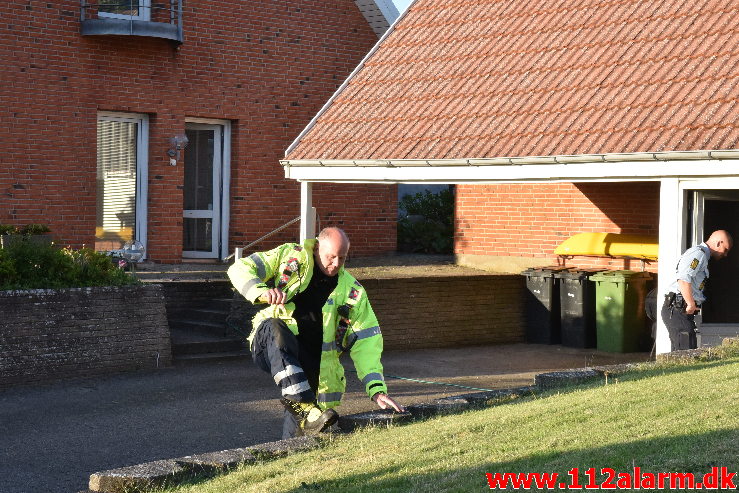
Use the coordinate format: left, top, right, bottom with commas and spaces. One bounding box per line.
166, 350, 738, 493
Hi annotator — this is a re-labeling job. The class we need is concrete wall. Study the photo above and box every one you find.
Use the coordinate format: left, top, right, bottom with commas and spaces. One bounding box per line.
0, 285, 171, 389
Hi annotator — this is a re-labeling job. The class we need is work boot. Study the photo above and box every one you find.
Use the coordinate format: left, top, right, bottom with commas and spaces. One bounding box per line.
280, 398, 338, 434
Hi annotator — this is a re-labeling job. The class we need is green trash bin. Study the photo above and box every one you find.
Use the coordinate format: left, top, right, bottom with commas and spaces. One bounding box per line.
589, 270, 653, 353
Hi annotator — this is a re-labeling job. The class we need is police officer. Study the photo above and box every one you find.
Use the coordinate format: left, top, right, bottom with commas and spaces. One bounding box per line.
662, 230, 732, 350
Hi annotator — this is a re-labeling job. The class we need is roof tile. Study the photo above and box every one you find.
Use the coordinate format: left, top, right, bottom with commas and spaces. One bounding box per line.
288, 0, 739, 161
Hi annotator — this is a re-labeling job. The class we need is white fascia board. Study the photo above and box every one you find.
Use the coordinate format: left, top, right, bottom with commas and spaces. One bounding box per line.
283, 159, 739, 183
371, 0, 400, 23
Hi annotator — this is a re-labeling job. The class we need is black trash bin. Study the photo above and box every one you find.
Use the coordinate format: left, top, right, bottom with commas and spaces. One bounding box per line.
522, 267, 570, 344
555, 269, 603, 348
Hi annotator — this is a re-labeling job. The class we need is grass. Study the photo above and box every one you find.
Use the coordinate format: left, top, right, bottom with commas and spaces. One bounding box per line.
165, 347, 739, 493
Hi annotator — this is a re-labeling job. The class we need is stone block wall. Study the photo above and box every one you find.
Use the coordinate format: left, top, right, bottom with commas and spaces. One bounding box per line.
360, 275, 525, 349
0, 285, 170, 389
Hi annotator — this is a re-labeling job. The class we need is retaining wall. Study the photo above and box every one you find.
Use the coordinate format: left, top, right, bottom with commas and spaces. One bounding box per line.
361, 274, 525, 349
0, 284, 171, 389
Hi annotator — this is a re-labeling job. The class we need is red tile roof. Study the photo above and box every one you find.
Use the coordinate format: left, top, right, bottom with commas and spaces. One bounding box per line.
286, 0, 739, 161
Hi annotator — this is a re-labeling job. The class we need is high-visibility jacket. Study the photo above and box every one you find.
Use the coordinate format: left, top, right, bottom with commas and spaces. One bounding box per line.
227, 238, 388, 409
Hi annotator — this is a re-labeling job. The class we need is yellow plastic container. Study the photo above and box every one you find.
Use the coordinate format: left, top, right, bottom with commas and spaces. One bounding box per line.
554, 233, 658, 260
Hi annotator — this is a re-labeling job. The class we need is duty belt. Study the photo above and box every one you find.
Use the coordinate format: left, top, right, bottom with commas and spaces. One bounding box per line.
665, 292, 701, 311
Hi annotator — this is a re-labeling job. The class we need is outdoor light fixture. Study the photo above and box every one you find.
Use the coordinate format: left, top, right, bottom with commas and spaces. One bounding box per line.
167, 133, 189, 165
122, 240, 146, 278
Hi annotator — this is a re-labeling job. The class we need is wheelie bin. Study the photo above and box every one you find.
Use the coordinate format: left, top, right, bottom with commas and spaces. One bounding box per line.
589, 270, 653, 352
555, 269, 603, 348
522, 267, 570, 344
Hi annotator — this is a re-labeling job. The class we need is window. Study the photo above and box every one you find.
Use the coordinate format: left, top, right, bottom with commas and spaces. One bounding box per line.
96, 113, 148, 253
98, 0, 151, 21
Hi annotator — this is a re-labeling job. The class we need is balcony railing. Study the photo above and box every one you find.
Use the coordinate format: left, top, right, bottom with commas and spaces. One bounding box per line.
81, 0, 183, 43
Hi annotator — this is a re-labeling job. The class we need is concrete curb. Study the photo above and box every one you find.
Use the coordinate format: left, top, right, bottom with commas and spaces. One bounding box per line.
84, 342, 739, 493
86, 437, 319, 493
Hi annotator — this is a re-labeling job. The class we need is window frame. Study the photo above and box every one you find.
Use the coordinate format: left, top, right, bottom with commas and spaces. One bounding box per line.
97, 0, 152, 21
96, 111, 149, 257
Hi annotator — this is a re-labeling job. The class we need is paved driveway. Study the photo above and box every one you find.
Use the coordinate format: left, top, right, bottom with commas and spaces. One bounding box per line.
0, 344, 649, 493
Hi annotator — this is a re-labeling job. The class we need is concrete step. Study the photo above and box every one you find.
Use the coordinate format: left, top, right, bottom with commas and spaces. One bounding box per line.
170, 327, 246, 357
171, 307, 230, 324
172, 338, 245, 356
170, 319, 231, 337
172, 350, 250, 364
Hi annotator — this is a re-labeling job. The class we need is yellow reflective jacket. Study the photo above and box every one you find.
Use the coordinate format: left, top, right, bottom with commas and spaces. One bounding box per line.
227, 238, 388, 409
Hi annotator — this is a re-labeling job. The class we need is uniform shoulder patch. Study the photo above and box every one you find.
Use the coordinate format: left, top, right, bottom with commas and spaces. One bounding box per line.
690, 258, 699, 270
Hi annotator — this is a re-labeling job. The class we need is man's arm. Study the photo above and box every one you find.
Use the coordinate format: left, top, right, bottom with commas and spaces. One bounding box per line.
674, 247, 707, 315
347, 292, 405, 412
677, 280, 699, 314
227, 246, 285, 303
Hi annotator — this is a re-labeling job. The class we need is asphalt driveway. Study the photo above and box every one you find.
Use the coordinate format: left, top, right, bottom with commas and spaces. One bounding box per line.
0, 344, 649, 493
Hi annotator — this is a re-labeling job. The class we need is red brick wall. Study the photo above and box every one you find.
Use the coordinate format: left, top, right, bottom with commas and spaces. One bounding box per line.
1, 1, 396, 261
455, 182, 660, 272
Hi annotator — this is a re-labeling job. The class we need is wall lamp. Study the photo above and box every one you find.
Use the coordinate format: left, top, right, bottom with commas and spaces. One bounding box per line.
167, 133, 189, 165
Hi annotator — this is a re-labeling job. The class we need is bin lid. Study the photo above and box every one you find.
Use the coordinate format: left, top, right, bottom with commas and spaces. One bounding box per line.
554, 268, 606, 280
522, 266, 571, 278
554, 232, 658, 260
588, 270, 653, 282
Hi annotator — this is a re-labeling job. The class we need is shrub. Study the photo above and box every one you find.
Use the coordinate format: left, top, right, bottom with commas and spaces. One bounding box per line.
397, 188, 455, 254
20, 223, 51, 236
0, 224, 19, 236
0, 241, 138, 290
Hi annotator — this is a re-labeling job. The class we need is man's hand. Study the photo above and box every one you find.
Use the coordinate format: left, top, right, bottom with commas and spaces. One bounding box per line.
259, 288, 286, 306
372, 392, 406, 413
685, 303, 699, 315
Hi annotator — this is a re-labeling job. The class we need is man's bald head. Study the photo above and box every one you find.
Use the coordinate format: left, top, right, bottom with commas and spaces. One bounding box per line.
314, 227, 350, 276
706, 229, 732, 260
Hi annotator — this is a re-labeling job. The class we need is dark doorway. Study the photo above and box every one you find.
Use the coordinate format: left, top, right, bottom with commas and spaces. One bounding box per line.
701, 197, 739, 323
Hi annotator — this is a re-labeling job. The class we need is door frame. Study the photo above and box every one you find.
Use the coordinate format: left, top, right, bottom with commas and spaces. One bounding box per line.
97, 111, 149, 258
678, 179, 739, 346
182, 118, 231, 260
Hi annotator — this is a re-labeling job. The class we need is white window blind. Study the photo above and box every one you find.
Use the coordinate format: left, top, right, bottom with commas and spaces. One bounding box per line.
96, 118, 137, 248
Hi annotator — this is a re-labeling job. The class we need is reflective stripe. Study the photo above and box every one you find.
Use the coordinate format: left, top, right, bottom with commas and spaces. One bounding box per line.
317, 392, 343, 403
361, 372, 385, 385
273, 365, 303, 384
249, 253, 266, 279
281, 381, 311, 396
239, 277, 261, 296
353, 326, 381, 340
322, 341, 337, 352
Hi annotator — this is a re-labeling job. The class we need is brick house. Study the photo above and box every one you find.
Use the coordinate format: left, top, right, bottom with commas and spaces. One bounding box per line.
280, 0, 739, 353
1, 0, 399, 262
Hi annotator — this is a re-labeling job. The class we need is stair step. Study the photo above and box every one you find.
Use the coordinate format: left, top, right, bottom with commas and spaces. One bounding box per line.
171, 307, 230, 324
170, 319, 230, 337
172, 338, 245, 355
173, 350, 250, 364
207, 298, 235, 311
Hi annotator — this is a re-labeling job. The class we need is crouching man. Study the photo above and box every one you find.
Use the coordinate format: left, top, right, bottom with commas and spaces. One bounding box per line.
228, 227, 405, 437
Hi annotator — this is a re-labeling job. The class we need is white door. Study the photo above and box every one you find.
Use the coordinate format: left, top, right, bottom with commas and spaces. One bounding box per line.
182, 123, 225, 259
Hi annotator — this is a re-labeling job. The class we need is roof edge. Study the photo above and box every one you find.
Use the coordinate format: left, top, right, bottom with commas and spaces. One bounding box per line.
281, 149, 739, 168
284, 1, 414, 159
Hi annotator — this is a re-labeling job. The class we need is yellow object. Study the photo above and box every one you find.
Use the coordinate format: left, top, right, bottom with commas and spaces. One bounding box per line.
554, 233, 658, 260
